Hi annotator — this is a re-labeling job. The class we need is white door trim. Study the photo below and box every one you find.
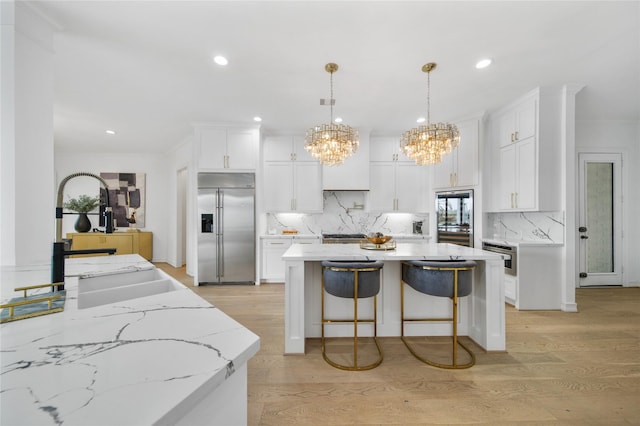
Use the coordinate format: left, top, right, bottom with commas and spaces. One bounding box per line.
577, 152, 623, 287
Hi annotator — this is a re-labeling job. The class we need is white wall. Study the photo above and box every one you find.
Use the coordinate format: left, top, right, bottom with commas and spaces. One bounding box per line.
163, 136, 193, 269
54, 152, 170, 262
1, 1, 55, 267
575, 119, 640, 287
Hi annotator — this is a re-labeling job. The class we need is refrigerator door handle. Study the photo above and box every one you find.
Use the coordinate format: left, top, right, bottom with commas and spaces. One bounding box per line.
218, 190, 224, 278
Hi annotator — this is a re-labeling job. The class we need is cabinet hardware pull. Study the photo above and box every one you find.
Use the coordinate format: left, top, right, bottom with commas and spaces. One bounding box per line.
511, 133, 515, 142
454, 172, 458, 187
515, 192, 518, 208
515, 131, 519, 141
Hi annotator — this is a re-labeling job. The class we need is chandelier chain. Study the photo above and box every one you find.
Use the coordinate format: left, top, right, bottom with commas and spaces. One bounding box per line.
426, 69, 431, 125
330, 70, 334, 122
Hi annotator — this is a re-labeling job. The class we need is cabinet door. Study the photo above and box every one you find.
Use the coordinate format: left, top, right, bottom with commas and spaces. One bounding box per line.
369, 163, 396, 211
226, 130, 257, 169
515, 97, 536, 143
370, 137, 397, 162
264, 136, 293, 162
264, 162, 293, 212
515, 138, 536, 209
71, 234, 134, 256
499, 144, 517, 210
198, 127, 227, 169
293, 135, 312, 162
498, 111, 517, 148
294, 162, 323, 212
432, 154, 455, 189
455, 119, 479, 187
261, 238, 292, 281
395, 163, 427, 212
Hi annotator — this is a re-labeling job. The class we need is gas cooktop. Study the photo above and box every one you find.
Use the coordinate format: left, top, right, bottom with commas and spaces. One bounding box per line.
322, 233, 367, 239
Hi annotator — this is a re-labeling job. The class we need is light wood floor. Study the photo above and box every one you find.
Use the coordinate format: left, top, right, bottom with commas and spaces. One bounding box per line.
156, 263, 640, 425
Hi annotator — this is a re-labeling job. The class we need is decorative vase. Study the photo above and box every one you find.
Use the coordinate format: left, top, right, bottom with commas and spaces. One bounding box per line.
75, 213, 91, 233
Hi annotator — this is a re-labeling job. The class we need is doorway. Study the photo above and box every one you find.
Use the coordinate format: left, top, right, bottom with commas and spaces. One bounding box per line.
176, 167, 188, 267
577, 153, 622, 287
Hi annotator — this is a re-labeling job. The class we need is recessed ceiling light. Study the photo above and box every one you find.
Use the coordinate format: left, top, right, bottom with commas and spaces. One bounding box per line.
334, 117, 343, 123
105, 130, 116, 135
213, 55, 228, 66
416, 117, 426, 123
475, 58, 492, 69
253, 116, 262, 122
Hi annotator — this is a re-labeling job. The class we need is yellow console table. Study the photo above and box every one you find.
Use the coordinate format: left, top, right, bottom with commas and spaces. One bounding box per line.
67, 231, 153, 261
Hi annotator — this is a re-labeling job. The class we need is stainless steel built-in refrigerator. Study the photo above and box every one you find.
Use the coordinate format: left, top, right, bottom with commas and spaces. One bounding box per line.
197, 173, 255, 285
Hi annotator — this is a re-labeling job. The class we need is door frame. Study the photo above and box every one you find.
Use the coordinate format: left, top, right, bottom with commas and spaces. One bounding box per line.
577, 152, 623, 287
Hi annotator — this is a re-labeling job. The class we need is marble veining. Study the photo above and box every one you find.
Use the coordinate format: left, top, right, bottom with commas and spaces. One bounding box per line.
267, 191, 428, 236
1, 255, 260, 425
486, 211, 565, 243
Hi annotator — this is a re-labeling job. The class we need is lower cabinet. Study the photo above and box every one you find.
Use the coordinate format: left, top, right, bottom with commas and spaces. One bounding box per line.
261, 236, 320, 282
67, 231, 153, 261
506, 245, 562, 310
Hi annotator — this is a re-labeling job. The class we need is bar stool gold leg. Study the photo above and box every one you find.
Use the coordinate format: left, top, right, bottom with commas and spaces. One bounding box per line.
321, 265, 383, 371
401, 263, 476, 369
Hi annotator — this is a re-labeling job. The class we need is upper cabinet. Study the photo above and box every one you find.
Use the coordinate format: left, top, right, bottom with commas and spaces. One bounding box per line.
322, 130, 370, 190
369, 136, 428, 213
263, 135, 323, 213
498, 96, 536, 148
432, 117, 480, 189
489, 88, 561, 212
194, 124, 259, 170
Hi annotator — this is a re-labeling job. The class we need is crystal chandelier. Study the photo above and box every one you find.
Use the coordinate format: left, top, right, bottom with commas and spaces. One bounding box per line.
400, 63, 460, 166
305, 63, 359, 166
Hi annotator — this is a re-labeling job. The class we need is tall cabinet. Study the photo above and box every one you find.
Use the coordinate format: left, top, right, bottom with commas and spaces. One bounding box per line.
432, 117, 480, 190
263, 135, 323, 212
489, 88, 562, 212
369, 137, 428, 212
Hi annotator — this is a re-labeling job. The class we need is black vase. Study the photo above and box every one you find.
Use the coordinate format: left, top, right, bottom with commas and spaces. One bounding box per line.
75, 213, 91, 233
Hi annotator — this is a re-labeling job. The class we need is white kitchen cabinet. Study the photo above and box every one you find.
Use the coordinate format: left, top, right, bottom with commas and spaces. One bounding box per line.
370, 136, 412, 163
498, 95, 536, 148
490, 87, 561, 212
263, 136, 322, 212
322, 130, 370, 190
507, 244, 563, 310
498, 137, 536, 210
263, 135, 312, 162
261, 236, 320, 282
369, 161, 427, 212
432, 118, 480, 189
195, 125, 259, 170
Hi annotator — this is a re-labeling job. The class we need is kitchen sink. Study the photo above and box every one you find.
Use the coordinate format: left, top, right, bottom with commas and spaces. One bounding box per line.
77, 268, 183, 309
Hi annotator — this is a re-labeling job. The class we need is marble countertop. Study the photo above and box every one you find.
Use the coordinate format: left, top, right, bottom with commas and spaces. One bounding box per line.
482, 237, 564, 247
283, 241, 503, 261
0, 255, 260, 425
260, 234, 320, 239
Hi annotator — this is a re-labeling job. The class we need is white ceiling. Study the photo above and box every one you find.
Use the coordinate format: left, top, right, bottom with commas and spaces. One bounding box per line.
30, 1, 639, 154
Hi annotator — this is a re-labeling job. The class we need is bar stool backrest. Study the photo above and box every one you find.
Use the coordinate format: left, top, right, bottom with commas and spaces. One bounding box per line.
402, 260, 476, 298
321, 260, 383, 299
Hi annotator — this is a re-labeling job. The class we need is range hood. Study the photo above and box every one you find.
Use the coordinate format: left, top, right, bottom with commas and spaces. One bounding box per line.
322, 130, 370, 190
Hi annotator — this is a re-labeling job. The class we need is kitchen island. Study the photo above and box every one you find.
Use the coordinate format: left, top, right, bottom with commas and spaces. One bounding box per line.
282, 242, 505, 354
0, 255, 259, 426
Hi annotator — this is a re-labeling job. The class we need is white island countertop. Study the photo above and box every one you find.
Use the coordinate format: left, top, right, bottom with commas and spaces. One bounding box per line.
282, 240, 499, 262
1, 255, 260, 426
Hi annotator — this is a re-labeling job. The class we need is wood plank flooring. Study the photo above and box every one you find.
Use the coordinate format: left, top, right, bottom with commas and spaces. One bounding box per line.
156, 263, 640, 425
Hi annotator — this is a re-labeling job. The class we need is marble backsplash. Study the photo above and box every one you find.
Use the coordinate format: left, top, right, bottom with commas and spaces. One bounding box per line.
266, 191, 428, 236
486, 211, 565, 243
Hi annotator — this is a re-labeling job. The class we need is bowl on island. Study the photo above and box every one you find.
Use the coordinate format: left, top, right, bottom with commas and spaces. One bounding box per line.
366, 234, 392, 245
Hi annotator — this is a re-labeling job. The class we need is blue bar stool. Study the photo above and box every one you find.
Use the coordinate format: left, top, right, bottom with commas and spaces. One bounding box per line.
321, 260, 384, 371
401, 259, 477, 369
